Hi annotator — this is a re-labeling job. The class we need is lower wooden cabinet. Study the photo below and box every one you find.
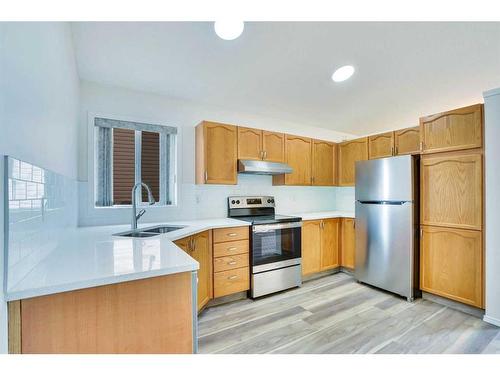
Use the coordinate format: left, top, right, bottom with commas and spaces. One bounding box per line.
214, 267, 250, 298
341, 218, 355, 269
420, 225, 483, 308
302, 219, 340, 276
174, 230, 213, 311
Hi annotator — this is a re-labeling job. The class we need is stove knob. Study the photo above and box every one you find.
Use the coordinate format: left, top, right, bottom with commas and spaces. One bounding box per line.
267, 199, 271, 203
271, 199, 275, 203
231, 200, 236, 204
236, 200, 240, 204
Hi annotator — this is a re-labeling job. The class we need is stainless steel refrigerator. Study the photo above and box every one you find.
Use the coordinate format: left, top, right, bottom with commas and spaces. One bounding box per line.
354, 155, 419, 301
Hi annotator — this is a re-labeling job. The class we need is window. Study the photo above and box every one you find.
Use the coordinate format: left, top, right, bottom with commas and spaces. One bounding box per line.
94, 117, 176, 207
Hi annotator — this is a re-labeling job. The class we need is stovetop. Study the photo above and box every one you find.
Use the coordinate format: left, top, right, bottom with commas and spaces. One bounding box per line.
234, 214, 302, 225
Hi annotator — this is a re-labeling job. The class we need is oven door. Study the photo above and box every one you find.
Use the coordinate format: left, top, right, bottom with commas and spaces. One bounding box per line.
252, 221, 302, 272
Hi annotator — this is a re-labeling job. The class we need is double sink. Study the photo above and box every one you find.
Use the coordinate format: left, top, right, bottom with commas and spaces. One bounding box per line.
114, 225, 186, 238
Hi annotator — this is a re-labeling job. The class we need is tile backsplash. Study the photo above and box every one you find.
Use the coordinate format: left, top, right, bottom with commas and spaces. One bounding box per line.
5, 157, 77, 290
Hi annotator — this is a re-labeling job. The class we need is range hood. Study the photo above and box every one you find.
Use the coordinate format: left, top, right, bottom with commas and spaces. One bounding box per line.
237, 159, 293, 175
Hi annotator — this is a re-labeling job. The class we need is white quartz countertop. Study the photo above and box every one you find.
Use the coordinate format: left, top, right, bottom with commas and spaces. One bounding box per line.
290, 210, 355, 221
5, 218, 250, 301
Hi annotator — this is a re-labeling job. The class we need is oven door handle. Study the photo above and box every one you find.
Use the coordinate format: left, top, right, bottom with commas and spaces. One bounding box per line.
252, 221, 302, 232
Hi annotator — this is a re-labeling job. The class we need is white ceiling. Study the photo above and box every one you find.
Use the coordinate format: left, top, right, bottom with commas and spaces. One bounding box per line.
71, 22, 500, 135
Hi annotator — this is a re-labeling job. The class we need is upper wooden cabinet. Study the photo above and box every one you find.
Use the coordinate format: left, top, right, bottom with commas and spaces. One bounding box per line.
196, 121, 238, 184
175, 231, 213, 312
273, 135, 312, 186
368, 132, 394, 159
237, 127, 285, 162
420, 225, 483, 308
421, 151, 483, 230
262, 131, 285, 162
341, 218, 355, 269
302, 219, 340, 276
420, 104, 483, 154
312, 140, 337, 186
238, 127, 262, 160
338, 138, 368, 186
394, 126, 420, 155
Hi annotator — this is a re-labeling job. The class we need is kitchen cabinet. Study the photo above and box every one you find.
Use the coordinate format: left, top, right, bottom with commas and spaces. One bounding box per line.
212, 227, 250, 298
368, 132, 394, 159
312, 140, 337, 186
301, 219, 340, 276
273, 134, 312, 186
341, 218, 355, 269
238, 126, 262, 160
394, 126, 420, 155
420, 151, 482, 231
420, 225, 483, 308
196, 121, 238, 184
175, 231, 213, 311
338, 138, 368, 186
9, 273, 194, 353
420, 104, 483, 154
262, 130, 285, 162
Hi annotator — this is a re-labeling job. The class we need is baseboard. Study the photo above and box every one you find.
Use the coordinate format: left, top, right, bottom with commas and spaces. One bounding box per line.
483, 314, 500, 327
302, 268, 341, 282
422, 292, 484, 319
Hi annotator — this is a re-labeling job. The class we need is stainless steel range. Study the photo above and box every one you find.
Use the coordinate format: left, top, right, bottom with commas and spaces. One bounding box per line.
228, 196, 302, 298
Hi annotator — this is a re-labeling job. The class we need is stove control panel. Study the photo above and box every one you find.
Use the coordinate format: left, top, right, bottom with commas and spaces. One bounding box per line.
228, 196, 275, 209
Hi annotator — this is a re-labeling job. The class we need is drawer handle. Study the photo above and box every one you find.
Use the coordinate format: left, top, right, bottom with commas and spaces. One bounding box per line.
227, 247, 237, 251
227, 275, 238, 280
227, 261, 237, 265
227, 233, 237, 237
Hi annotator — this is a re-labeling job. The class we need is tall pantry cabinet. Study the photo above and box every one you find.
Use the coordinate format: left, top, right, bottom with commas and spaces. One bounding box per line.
419, 104, 484, 308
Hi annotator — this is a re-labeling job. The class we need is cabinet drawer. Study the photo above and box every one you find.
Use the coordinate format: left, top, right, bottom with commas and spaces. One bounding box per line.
213, 254, 249, 273
214, 267, 250, 298
213, 239, 249, 257
213, 226, 249, 243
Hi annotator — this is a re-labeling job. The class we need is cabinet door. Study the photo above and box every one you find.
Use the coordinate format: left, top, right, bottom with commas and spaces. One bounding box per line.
338, 138, 368, 186
420, 226, 483, 308
312, 140, 336, 186
199, 122, 237, 184
368, 132, 394, 159
341, 218, 355, 269
284, 135, 312, 185
421, 152, 482, 230
191, 231, 213, 311
301, 220, 322, 275
320, 218, 340, 271
420, 104, 483, 154
395, 126, 420, 155
238, 127, 262, 160
262, 131, 285, 162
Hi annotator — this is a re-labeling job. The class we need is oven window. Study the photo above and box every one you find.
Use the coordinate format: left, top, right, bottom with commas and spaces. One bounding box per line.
252, 225, 301, 266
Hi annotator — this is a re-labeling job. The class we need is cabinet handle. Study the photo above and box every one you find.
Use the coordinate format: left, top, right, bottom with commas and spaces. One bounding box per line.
395, 146, 398, 155
227, 246, 237, 251
227, 275, 238, 280
204, 170, 208, 183
419, 141, 424, 151
227, 261, 237, 265
391, 146, 394, 155
227, 233, 237, 237
420, 228, 423, 237
260, 150, 264, 159
264, 151, 267, 159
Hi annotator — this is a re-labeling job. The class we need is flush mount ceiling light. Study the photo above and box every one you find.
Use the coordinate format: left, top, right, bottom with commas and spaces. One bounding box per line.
214, 20, 244, 40
331, 65, 355, 82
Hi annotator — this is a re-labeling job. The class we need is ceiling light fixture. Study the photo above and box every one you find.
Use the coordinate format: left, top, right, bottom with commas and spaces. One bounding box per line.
214, 21, 244, 40
331, 65, 355, 82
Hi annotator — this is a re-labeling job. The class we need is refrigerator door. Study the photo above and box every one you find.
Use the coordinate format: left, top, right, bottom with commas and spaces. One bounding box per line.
354, 200, 416, 299
355, 155, 415, 202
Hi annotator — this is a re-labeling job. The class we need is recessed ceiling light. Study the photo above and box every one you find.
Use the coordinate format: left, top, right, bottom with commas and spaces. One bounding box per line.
214, 21, 244, 40
331, 65, 355, 82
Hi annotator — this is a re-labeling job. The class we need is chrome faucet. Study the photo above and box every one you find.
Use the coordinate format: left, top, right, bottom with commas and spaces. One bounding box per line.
131, 182, 156, 230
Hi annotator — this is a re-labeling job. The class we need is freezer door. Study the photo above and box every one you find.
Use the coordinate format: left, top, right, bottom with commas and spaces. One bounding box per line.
354, 200, 416, 300
355, 155, 415, 202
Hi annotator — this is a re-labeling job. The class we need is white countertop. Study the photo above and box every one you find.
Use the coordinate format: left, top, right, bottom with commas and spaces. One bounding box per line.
290, 210, 355, 221
5, 218, 250, 301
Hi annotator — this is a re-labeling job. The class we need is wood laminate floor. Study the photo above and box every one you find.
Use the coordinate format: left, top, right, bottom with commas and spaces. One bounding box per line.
198, 273, 500, 354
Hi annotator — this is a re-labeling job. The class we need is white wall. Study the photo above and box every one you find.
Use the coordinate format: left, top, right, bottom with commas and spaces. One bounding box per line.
0, 22, 80, 353
484, 87, 500, 327
78, 81, 356, 226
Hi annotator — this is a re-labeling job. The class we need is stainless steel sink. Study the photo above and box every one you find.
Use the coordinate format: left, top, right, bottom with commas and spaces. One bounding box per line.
113, 225, 186, 238
142, 225, 186, 234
